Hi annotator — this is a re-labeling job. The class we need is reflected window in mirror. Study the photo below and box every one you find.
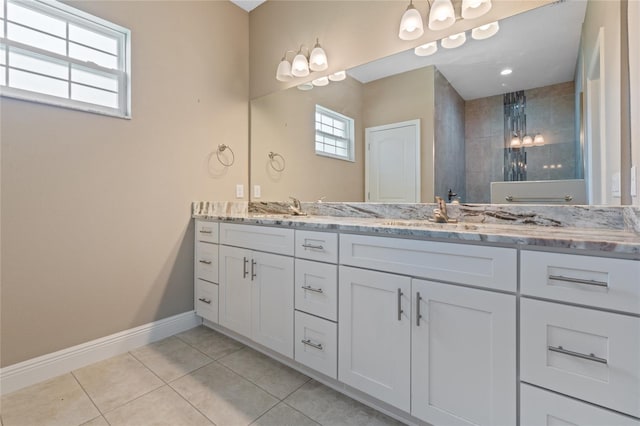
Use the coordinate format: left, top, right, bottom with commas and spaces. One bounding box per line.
315, 105, 355, 162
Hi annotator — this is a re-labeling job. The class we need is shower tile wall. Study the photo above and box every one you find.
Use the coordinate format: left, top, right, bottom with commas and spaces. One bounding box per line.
465, 81, 577, 203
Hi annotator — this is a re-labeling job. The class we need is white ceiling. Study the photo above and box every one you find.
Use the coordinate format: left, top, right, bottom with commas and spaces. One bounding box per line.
230, 0, 266, 12
348, 0, 588, 100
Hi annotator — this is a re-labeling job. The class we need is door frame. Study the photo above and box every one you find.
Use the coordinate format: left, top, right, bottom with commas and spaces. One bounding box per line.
364, 119, 421, 202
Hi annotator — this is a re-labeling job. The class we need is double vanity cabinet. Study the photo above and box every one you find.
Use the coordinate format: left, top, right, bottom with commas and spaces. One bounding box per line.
193, 218, 640, 426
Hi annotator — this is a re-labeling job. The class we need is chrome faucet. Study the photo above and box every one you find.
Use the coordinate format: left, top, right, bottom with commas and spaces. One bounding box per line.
289, 196, 306, 216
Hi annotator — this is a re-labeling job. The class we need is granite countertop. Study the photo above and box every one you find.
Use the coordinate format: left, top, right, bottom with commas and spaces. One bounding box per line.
192, 205, 640, 257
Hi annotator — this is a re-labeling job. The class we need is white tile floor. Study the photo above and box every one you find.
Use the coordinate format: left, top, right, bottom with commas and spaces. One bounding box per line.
0, 326, 405, 426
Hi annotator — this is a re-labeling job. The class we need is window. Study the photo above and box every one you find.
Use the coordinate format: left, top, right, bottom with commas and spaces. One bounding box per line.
0, 0, 131, 118
315, 105, 355, 161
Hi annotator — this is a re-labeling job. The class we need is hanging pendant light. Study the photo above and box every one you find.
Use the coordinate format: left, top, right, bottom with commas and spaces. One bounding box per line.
522, 135, 533, 146
291, 48, 310, 77
510, 135, 521, 147
441, 32, 466, 49
534, 133, 545, 145
275, 53, 293, 82
428, 0, 455, 31
471, 21, 499, 40
461, 0, 492, 19
399, 0, 424, 40
309, 39, 328, 71
414, 41, 438, 56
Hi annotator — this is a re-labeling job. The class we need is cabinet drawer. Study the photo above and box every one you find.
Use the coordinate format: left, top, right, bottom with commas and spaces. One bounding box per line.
294, 311, 337, 379
195, 279, 218, 323
220, 223, 294, 256
521, 298, 640, 417
521, 250, 640, 314
295, 259, 337, 321
521, 383, 640, 426
196, 241, 218, 283
195, 220, 219, 243
295, 230, 338, 263
340, 234, 516, 291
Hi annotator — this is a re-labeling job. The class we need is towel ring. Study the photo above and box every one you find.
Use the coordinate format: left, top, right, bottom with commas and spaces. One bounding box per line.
268, 151, 285, 172
216, 144, 235, 167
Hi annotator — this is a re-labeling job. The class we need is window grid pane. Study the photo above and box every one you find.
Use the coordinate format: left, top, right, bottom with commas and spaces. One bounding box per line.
314, 105, 354, 161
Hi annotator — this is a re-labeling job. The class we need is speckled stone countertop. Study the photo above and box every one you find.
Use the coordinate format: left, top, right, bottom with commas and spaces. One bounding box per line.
192, 201, 640, 257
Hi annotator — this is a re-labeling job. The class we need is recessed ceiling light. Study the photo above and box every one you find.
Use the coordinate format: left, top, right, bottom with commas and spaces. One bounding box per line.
500, 68, 513, 76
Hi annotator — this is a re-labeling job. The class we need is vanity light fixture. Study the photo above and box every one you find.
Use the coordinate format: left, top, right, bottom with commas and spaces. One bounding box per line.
522, 135, 534, 146
297, 82, 314, 91
399, 0, 424, 40
441, 31, 466, 49
309, 39, 328, 71
414, 41, 438, 56
275, 39, 329, 82
461, 0, 492, 19
291, 48, 310, 77
312, 76, 329, 86
500, 68, 513, 76
428, 0, 456, 30
328, 70, 346, 81
533, 133, 545, 145
471, 21, 499, 40
510, 134, 521, 147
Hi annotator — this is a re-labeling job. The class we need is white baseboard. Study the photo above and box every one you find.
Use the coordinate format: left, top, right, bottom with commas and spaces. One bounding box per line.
0, 311, 201, 395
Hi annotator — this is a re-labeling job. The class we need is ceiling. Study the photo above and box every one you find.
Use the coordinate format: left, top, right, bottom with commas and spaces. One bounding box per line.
348, 0, 588, 100
230, 0, 266, 12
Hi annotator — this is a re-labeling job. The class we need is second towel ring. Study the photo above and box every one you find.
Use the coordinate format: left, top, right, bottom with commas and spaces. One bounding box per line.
268, 151, 286, 172
216, 144, 235, 167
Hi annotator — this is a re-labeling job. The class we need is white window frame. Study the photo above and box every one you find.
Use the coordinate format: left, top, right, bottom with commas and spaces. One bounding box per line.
315, 104, 355, 162
0, 0, 131, 118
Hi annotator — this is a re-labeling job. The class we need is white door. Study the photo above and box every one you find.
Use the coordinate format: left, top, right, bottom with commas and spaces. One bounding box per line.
219, 245, 252, 338
412, 279, 516, 426
365, 120, 420, 202
251, 251, 294, 358
338, 266, 411, 411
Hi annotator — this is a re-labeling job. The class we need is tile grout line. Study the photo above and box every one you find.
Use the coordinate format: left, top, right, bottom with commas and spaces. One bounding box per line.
70, 371, 106, 421
166, 362, 221, 426
280, 400, 323, 426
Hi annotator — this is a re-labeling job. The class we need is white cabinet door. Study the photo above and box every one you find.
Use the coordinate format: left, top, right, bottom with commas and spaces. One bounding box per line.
412, 279, 516, 426
219, 245, 252, 338
252, 251, 294, 358
338, 266, 411, 412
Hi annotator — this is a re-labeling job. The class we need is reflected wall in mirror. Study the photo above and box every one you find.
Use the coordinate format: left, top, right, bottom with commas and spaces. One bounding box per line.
250, 0, 627, 205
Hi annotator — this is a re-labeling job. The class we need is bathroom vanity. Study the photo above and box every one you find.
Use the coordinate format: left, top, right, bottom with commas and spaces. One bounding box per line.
192, 202, 640, 426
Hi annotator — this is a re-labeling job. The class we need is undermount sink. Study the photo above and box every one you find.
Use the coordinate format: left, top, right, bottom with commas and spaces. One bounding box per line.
381, 220, 479, 231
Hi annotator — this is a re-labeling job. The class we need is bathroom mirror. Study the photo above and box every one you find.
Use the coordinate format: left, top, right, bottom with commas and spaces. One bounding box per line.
250, 0, 620, 205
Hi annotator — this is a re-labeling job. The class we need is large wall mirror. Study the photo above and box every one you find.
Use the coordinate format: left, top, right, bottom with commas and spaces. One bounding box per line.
250, 0, 624, 205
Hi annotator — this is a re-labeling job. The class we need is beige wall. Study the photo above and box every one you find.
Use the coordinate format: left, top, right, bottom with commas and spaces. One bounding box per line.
0, 1, 249, 366
250, 77, 364, 202
363, 67, 435, 203
249, 0, 552, 99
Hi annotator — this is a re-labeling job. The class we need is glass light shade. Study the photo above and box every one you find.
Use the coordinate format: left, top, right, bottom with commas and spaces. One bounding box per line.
312, 76, 329, 86
399, 4, 424, 40
309, 41, 328, 72
328, 70, 346, 81
510, 136, 521, 147
471, 21, 499, 40
297, 82, 314, 91
291, 53, 310, 77
522, 135, 533, 146
414, 41, 438, 56
428, 0, 455, 31
461, 0, 492, 19
441, 32, 466, 49
534, 133, 545, 145
275, 59, 293, 82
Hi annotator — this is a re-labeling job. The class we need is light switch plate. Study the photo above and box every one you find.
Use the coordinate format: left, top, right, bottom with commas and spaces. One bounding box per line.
632, 166, 638, 197
236, 184, 244, 198
253, 185, 261, 198
611, 172, 621, 197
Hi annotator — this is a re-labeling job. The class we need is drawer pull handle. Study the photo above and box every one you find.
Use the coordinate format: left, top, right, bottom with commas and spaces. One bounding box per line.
416, 291, 423, 326
198, 297, 212, 304
243, 257, 249, 278
199, 229, 213, 234
301, 339, 323, 350
199, 260, 212, 265
301, 285, 324, 294
397, 288, 404, 321
548, 275, 608, 288
548, 345, 608, 364
302, 243, 324, 250
251, 259, 257, 280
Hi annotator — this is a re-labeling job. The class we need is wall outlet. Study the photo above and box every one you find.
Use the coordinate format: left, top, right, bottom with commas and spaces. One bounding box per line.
236, 184, 244, 199
253, 185, 261, 198
632, 166, 638, 198
611, 172, 621, 197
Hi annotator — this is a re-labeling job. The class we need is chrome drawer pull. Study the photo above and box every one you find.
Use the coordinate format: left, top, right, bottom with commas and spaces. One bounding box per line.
416, 291, 423, 326
199, 229, 213, 234
243, 257, 249, 278
548, 275, 608, 288
198, 297, 212, 304
548, 345, 608, 364
199, 260, 212, 265
251, 259, 257, 280
301, 285, 324, 294
301, 339, 323, 350
302, 243, 324, 250
397, 288, 404, 321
